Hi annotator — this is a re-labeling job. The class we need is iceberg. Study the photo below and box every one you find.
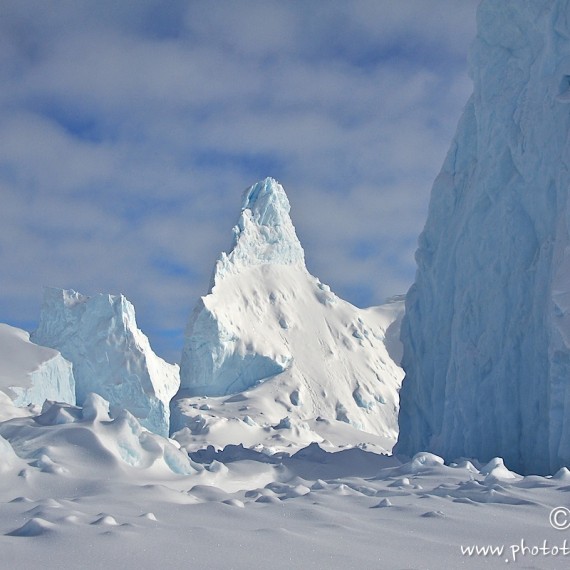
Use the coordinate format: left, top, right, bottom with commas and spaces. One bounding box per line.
31, 288, 179, 437
172, 178, 403, 446
0, 323, 75, 407
179, 178, 305, 398
396, 0, 570, 474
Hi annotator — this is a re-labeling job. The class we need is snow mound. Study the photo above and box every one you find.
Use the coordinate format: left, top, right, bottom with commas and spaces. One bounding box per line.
0, 323, 74, 407
92, 515, 119, 526
0, 391, 36, 423
7, 517, 56, 537
553, 467, 570, 481
0, 397, 197, 477
408, 452, 445, 474
82, 392, 111, 422
35, 399, 82, 426
396, 0, 570, 474
172, 178, 403, 451
480, 458, 518, 482
31, 287, 179, 437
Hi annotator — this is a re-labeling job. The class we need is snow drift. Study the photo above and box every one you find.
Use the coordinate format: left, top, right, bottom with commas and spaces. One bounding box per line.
0, 393, 196, 478
0, 323, 74, 407
31, 288, 179, 437
172, 178, 403, 448
397, 0, 570, 474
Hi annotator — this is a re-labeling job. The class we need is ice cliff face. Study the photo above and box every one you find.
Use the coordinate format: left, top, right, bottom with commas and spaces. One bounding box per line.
172, 178, 403, 446
0, 323, 75, 407
396, 0, 570, 474
31, 288, 179, 437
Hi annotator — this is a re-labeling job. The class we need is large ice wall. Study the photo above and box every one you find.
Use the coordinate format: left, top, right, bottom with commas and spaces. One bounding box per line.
173, 178, 403, 442
0, 323, 75, 407
396, 0, 570, 474
31, 288, 179, 437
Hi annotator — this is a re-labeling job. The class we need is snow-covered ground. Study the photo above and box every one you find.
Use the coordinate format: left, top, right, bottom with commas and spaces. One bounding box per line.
1, 306, 566, 568
1, 395, 569, 569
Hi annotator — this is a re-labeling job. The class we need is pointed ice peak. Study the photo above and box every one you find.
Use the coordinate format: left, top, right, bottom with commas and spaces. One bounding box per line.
241, 177, 291, 228
212, 178, 305, 286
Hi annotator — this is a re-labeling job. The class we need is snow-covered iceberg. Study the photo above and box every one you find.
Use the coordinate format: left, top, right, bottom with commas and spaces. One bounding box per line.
179, 177, 306, 398
0, 323, 75, 407
172, 178, 403, 448
31, 288, 179, 437
396, 0, 570, 474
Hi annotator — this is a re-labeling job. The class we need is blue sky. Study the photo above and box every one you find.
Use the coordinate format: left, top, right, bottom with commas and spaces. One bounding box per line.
0, 0, 479, 363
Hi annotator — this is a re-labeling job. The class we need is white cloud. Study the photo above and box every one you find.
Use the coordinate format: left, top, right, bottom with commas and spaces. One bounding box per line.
0, 0, 479, 361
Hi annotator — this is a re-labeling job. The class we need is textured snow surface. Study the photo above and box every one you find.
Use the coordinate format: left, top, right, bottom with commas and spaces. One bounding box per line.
0, 396, 196, 480
31, 288, 179, 437
397, 0, 570, 475
0, 323, 74, 407
174, 178, 403, 449
1, 394, 569, 569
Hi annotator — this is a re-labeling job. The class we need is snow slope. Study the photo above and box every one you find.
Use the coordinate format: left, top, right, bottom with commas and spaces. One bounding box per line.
397, 0, 570, 475
31, 288, 179, 437
0, 323, 74, 407
171, 178, 404, 452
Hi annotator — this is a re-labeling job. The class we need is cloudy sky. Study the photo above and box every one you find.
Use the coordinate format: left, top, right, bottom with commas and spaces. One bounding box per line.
1, 0, 479, 363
